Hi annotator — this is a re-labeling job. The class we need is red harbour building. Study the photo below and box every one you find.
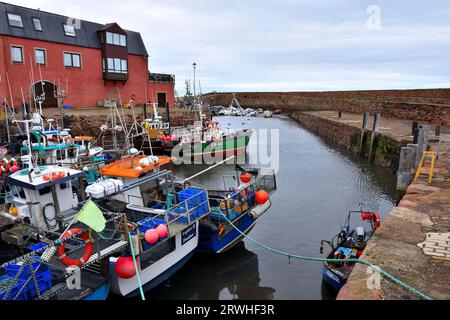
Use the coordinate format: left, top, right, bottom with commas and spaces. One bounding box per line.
0, 2, 175, 110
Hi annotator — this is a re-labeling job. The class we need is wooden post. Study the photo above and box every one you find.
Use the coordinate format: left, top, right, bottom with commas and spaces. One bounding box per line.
368, 113, 381, 161
412, 121, 418, 136
359, 112, 369, 155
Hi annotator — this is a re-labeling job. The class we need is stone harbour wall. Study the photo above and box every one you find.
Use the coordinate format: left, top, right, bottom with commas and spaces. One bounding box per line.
203, 89, 450, 125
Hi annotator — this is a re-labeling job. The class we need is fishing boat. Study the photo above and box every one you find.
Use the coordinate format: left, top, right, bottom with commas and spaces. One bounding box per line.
162, 118, 252, 160
0, 160, 129, 300
319, 209, 381, 292
273, 109, 282, 115
198, 166, 277, 253
87, 155, 209, 297
263, 110, 273, 118
141, 103, 171, 153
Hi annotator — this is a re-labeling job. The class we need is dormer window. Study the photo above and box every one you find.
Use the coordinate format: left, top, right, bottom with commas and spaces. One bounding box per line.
7, 13, 23, 28
106, 32, 126, 47
33, 18, 42, 31
63, 24, 76, 37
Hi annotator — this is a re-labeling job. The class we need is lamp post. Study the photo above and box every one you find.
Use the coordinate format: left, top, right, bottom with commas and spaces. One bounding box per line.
193, 62, 197, 105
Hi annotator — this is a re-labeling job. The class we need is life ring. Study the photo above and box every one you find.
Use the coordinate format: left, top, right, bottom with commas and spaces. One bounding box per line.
130, 94, 136, 101
43, 171, 66, 181
57, 228, 93, 267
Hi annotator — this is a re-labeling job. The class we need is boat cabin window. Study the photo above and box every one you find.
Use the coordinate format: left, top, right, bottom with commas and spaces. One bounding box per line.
39, 187, 51, 196
68, 148, 76, 158
8, 186, 26, 199
56, 150, 65, 160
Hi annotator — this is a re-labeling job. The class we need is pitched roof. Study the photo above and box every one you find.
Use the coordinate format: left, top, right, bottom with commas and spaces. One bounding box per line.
0, 2, 149, 57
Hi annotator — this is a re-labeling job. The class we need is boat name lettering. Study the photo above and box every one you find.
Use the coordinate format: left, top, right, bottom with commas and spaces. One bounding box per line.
181, 223, 196, 245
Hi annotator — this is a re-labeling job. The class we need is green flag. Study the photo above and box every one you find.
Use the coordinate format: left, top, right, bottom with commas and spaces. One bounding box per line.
76, 200, 106, 232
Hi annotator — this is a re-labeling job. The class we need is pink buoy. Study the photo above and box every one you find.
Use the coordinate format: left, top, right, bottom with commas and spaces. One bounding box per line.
145, 229, 159, 244
10, 165, 19, 173
156, 224, 168, 238
115, 256, 136, 279
171, 135, 177, 141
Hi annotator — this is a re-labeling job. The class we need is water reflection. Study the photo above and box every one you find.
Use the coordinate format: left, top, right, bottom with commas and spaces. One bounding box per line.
148, 243, 276, 300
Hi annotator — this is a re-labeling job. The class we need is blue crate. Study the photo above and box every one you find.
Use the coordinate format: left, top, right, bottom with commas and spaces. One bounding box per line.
178, 188, 209, 217
27, 243, 48, 255
27, 275, 52, 298
4, 257, 50, 280
137, 217, 167, 234
0, 276, 28, 300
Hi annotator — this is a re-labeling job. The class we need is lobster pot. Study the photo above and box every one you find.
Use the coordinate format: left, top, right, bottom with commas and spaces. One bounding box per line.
85, 179, 124, 199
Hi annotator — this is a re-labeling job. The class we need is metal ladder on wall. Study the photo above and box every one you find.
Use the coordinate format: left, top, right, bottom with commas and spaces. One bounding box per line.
413, 151, 436, 184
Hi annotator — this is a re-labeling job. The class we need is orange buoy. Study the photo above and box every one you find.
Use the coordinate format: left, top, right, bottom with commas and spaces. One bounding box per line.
240, 173, 252, 184
115, 256, 136, 279
43, 171, 66, 181
145, 229, 159, 244
255, 190, 269, 205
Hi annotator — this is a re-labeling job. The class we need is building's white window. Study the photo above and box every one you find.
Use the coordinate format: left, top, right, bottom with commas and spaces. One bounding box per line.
63, 24, 76, 37
64, 52, 81, 68
106, 57, 128, 74
106, 32, 127, 47
120, 35, 126, 47
35, 49, 46, 65
11, 46, 23, 63
106, 32, 113, 44
7, 13, 23, 28
32, 18, 42, 31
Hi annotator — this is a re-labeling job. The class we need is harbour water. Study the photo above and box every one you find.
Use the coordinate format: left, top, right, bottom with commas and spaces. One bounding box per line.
132, 115, 397, 300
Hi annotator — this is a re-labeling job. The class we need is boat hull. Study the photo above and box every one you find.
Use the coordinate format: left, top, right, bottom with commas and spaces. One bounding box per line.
198, 212, 257, 254
82, 282, 111, 300
109, 222, 199, 297
163, 129, 252, 158
321, 264, 347, 292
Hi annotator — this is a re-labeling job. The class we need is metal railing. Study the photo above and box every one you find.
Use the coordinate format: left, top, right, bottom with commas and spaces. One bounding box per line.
208, 170, 277, 224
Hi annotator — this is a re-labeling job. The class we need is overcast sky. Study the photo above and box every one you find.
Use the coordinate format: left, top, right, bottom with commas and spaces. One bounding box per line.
6, 0, 450, 94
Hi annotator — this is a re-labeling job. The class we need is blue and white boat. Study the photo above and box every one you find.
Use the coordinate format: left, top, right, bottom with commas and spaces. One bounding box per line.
320, 209, 381, 292
198, 167, 277, 254
88, 157, 210, 297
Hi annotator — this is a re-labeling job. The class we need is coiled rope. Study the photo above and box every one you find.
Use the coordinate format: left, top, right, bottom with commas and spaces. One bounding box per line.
221, 213, 433, 300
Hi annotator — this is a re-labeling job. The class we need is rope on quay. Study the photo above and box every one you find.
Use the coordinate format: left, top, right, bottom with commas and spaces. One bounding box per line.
221, 214, 433, 300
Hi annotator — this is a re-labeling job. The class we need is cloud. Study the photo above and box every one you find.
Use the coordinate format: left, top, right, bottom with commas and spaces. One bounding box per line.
6, 0, 450, 94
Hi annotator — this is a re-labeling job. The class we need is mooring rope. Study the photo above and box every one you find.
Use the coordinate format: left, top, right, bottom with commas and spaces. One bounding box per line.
127, 230, 146, 301
220, 212, 433, 300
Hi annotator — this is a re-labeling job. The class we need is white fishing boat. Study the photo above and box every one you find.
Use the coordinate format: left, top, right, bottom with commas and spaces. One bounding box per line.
263, 110, 273, 118
88, 156, 209, 297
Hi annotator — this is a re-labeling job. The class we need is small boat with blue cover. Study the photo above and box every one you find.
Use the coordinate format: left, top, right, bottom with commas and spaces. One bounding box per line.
320, 208, 381, 292
198, 166, 277, 254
